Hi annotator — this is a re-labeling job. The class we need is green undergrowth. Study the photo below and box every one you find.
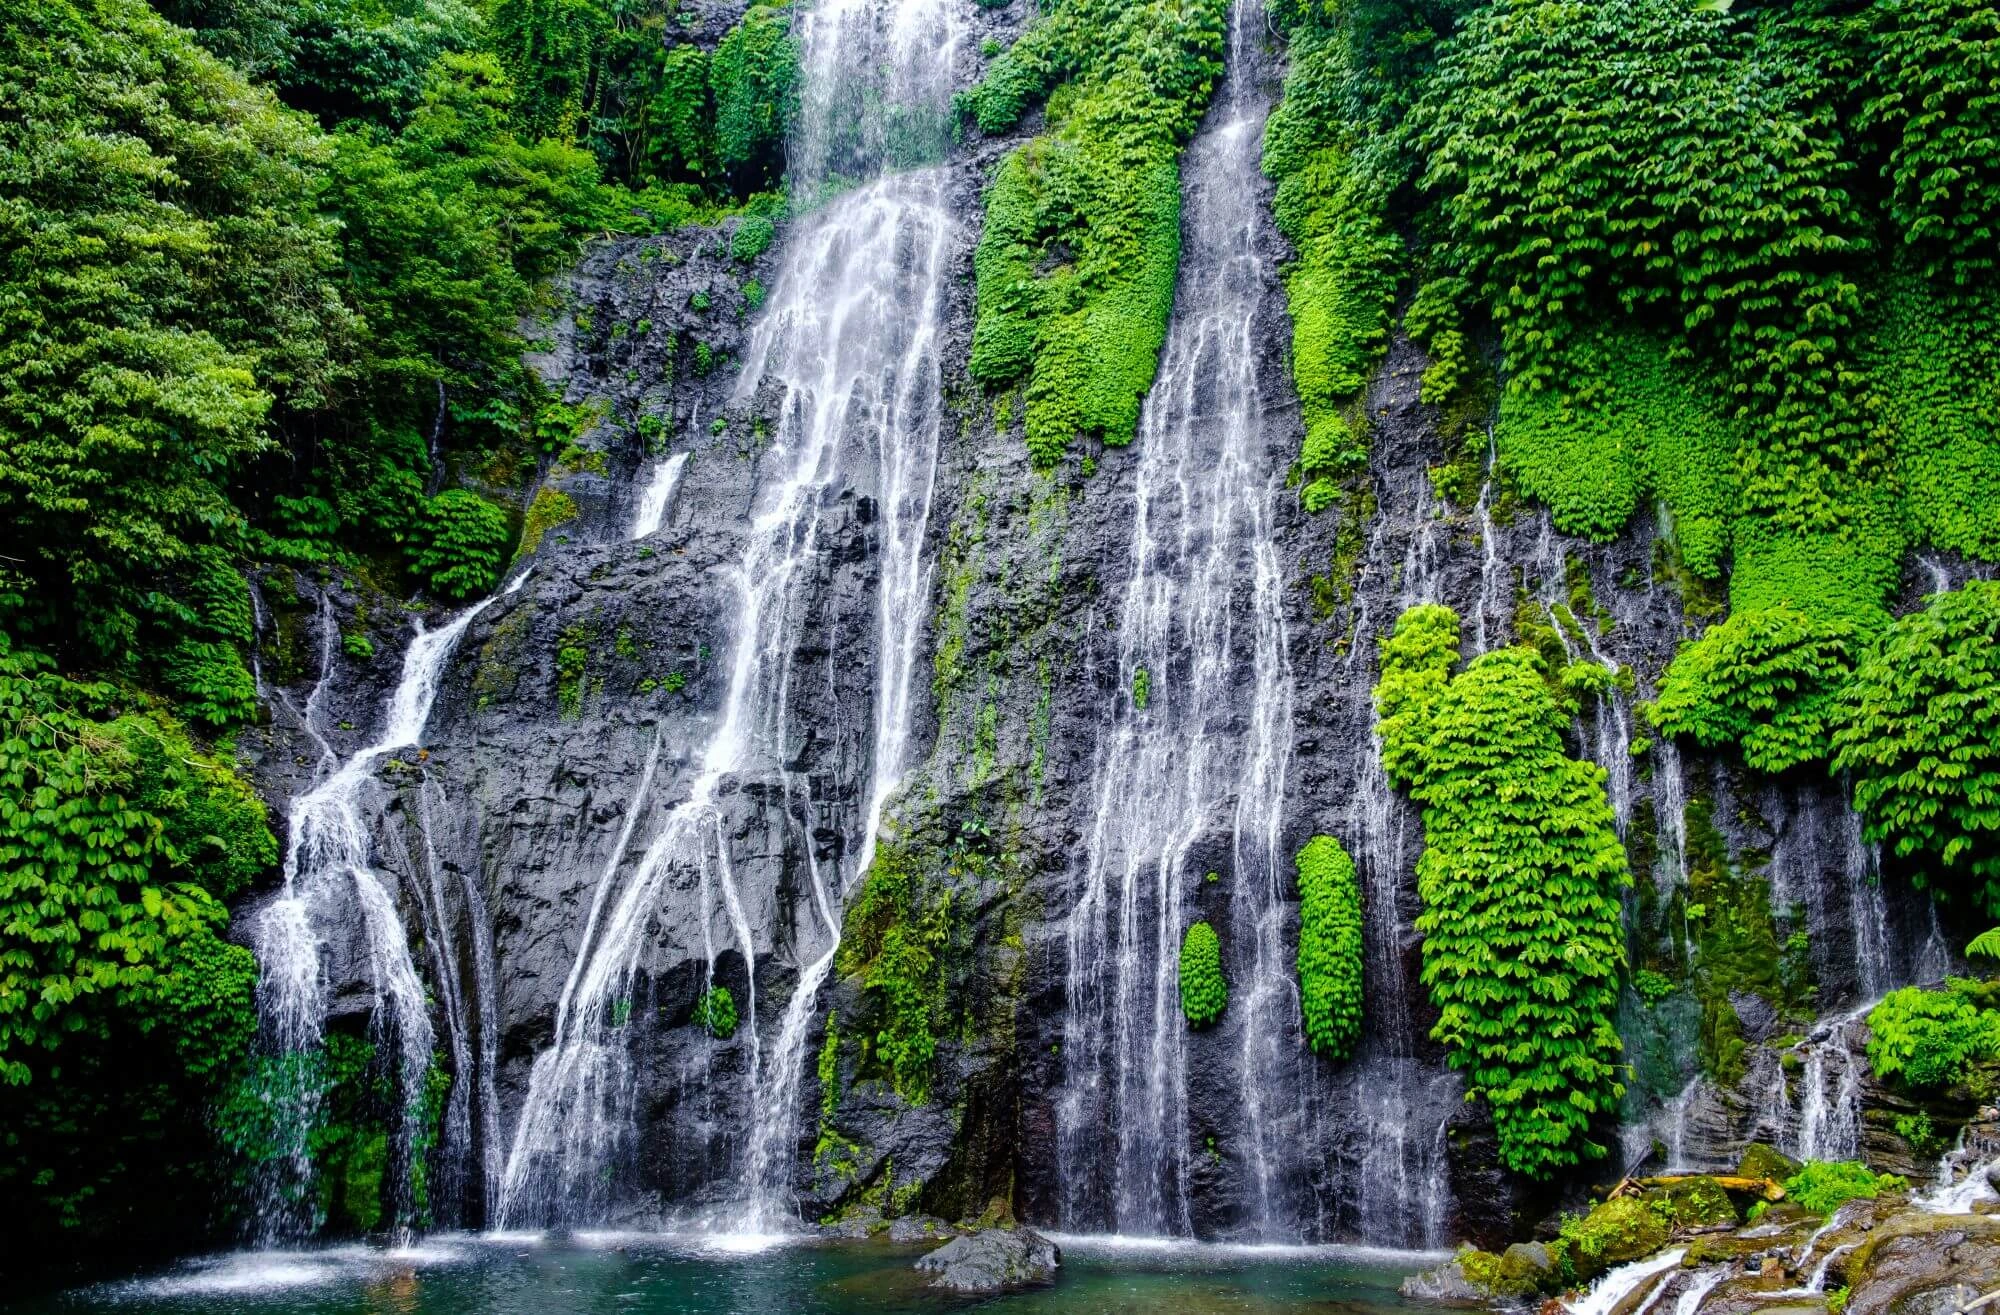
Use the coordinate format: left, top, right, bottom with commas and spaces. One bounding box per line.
1294, 835, 1362, 1059
1865, 981, 2000, 1090
0, 647, 271, 1245
1375, 605, 1628, 1176
1784, 1160, 1908, 1215
959, 0, 1227, 463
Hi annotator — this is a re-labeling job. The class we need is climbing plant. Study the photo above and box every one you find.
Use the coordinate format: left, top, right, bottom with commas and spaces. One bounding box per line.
1178, 921, 1227, 1028
1294, 836, 1362, 1059
1832, 581, 2000, 913
959, 0, 1227, 463
1260, 20, 1399, 512
1375, 606, 1628, 1177
1650, 606, 1857, 774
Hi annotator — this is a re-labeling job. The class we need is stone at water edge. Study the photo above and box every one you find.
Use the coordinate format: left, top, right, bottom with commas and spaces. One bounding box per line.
913, 1228, 1060, 1292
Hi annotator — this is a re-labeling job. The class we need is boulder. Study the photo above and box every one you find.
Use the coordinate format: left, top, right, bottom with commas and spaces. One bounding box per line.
1737, 1144, 1803, 1183
914, 1228, 1060, 1293
1847, 1213, 2000, 1315
1399, 1244, 1556, 1303
1399, 1256, 1496, 1305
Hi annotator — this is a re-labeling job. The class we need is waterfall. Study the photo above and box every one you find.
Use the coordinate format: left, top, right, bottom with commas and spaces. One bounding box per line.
1563, 1248, 1688, 1315
249, 597, 497, 1239
1470, 428, 1504, 654
497, 0, 958, 1234
1054, 0, 1297, 1238
629, 451, 689, 540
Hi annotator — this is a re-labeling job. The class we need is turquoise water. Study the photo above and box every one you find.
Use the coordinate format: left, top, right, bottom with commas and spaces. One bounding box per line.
23, 1235, 1444, 1315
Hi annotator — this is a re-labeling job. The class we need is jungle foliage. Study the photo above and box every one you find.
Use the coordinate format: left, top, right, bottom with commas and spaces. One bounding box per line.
1376, 606, 1629, 1177
959, 0, 1227, 462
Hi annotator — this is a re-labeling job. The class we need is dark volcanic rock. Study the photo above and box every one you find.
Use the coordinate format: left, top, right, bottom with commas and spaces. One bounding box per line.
913, 1228, 1060, 1293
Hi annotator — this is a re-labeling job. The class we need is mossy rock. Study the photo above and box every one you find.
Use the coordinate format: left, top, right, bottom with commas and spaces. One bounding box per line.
1658, 1175, 1738, 1228
1738, 1142, 1804, 1182
1568, 1196, 1673, 1273
1459, 1242, 1558, 1299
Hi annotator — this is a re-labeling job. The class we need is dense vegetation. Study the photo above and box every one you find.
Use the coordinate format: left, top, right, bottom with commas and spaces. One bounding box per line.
1376, 605, 1628, 1177
1177, 920, 1227, 1027
958, 0, 1227, 462
1294, 835, 1362, 1059
0, 0, 800, 1259
1865, 980, 2000, 1090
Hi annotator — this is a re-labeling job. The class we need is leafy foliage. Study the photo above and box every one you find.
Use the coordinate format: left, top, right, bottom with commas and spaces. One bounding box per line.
1178, 920, 1227, 1027
709, 6, 798, 190
694, 985, 738, 1039
1832, 581, 2000, 912
1866, 981, 2000, 1089
1261, 20, 1399, 509
1494, 328, 1737, 578
1650, 607, 1857, 773
0, 647, 267, 1248
1294, 836, 1361, 1059
1376, 607, 1628, 1176
412, 490, 512, 601
1784, 1160, 1909, 1215
960, 0, 1227, 462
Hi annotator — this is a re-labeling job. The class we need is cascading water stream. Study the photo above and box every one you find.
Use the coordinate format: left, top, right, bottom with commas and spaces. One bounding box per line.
1054, 0, 1296, 1238
249, 597, 498, 1240
496, 0, 958, 1234
630, 451, 690, 540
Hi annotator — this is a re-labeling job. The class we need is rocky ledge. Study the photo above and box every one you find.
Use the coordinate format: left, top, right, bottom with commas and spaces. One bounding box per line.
913, 1228, 1062, 1293
1404, 1146, 2000, 1315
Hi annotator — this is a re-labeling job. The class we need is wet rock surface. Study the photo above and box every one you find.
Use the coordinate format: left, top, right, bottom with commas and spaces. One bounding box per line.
913, 1228, 1060, 1292
228, 0, 1981, 1256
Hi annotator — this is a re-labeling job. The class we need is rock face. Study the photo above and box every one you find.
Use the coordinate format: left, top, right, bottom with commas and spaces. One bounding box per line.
228, 0, 1979, 1252
914, 1228, 1061, 1293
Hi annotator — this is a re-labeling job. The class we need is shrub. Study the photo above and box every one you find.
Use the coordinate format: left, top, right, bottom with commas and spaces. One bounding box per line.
1376, 608, 1628, 1177
412, 489, 511, 601
1295, 836, 1362, 1059
1783, 1160, 1908, 1215
1832, 581, 2000, 912
730, 215, 775, 262
1178, 921, 1227, 1027
1652, 606, 1858, 774
694, 985, 738, 1039
1865, 982, 2000, 1089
